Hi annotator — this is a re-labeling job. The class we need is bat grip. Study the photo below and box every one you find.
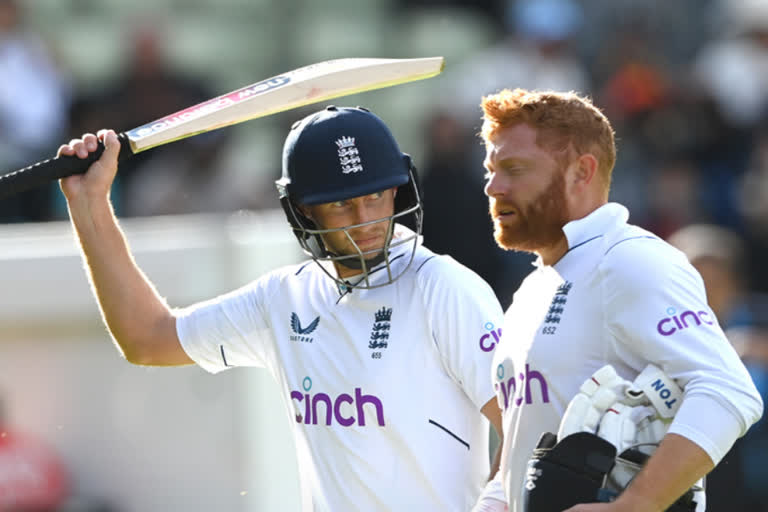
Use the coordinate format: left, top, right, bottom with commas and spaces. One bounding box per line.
0, 133, 133, 200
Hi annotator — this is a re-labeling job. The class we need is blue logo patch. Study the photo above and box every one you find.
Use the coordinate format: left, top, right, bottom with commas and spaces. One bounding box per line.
291, 313, 320, 335
369, 306, 392, 357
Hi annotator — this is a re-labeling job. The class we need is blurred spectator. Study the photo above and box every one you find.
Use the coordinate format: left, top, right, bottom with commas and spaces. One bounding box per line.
668, 223, 768, 511
592, 15, 671, 126
395, 0, 504, 23
692, 0, 768, 129
587, 14, 694, 228
579, 0, 716, 77
0, 394, 70, 511
642, 154, 703, 240
444, 0, 591, 123
667, 224, 765, 327
587, 12, 753, 236
419, 109, 531, 306
66, 23, 234, 218
737, 121, 768, 293
0, 0, 71, 223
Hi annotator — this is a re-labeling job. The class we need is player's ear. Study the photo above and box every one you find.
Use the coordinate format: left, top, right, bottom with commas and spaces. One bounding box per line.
569, 153, 598, 191
578, 153, 598, 184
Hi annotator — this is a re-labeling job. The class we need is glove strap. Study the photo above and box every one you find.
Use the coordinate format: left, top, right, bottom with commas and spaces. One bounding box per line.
629, 364, 683, 419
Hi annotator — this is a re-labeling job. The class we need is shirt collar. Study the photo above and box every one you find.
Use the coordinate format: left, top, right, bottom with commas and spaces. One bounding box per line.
562, 202, 629, 249
533, 202, 629, 267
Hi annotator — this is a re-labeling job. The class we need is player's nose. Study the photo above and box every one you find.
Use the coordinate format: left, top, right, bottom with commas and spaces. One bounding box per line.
484, 170, 505, 198
349, 201, 383, 226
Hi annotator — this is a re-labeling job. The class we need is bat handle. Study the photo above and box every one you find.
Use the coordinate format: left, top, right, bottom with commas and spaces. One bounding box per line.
0, 132, 133, 201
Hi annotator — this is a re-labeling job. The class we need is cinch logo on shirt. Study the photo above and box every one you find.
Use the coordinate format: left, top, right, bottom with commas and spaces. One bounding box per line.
290, 376, 386, 427
656, 307, 714, 336
479, 322, 502, 352
494, 363, 550, 410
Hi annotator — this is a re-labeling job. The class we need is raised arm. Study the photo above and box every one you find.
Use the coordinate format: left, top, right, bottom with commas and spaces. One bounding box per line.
59, 129, 192, 366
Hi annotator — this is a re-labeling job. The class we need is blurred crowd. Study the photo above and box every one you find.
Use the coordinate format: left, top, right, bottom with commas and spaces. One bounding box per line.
1, 0, 767, 509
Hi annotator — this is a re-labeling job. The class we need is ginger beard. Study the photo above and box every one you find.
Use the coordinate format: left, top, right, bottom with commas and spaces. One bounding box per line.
490, 169, 570, 253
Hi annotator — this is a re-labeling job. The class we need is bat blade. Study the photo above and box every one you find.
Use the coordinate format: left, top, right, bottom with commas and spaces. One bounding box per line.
0, 56, 445, 200
127, 57, 445, 153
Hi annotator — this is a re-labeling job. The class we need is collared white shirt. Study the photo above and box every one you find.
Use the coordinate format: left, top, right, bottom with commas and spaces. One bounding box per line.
492, 203, 763, 511
177, 228, 504, 511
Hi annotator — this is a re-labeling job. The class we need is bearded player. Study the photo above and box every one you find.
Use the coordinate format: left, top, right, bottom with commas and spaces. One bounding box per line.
480, 89, 762, 511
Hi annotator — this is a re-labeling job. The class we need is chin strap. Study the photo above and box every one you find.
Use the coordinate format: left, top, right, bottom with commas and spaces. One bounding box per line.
330, 249, 387, 271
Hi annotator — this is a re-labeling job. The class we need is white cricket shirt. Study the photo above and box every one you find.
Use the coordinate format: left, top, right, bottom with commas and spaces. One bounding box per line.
492, 203, 763, 512
177, 228, 504, 511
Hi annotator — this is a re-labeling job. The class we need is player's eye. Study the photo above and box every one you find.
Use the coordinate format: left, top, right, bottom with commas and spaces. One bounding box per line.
483, 170, 493, 181
504, 165, 526, 175
368, 191, 383, 200
330, 200, 346, 208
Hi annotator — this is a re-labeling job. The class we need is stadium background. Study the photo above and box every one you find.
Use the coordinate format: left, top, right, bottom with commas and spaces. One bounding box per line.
1, 0, 767, 510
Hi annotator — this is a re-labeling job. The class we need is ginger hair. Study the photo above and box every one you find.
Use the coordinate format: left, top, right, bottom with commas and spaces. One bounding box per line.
481, 89, 616, 192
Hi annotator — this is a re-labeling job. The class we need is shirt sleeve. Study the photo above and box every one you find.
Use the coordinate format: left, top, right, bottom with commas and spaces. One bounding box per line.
175, 274, 277, 374
600, 238, 764, 464
417, 255, 505, 410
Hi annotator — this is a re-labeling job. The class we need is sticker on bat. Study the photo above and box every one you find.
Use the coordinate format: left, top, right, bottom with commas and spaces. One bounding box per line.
128, 75, 291, 139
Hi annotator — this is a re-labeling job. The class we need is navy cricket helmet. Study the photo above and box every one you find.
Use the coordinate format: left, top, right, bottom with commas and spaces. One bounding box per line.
275, 105, 423, 289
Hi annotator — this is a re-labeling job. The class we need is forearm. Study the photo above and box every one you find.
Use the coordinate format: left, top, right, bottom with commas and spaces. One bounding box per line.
473, 399, 507, 510
615, 433, 712, 512
68, 194, 178, 364
490, 439, 502, 480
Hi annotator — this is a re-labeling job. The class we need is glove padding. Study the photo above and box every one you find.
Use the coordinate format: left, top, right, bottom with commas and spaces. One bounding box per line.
557, 365, 632, 440
558, 364, 683, 452
556, 364, 701, 509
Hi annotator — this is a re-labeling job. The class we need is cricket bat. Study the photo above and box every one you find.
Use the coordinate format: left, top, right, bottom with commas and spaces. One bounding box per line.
0, 56, 445, 200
